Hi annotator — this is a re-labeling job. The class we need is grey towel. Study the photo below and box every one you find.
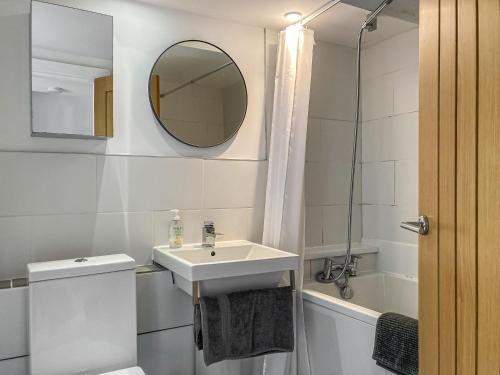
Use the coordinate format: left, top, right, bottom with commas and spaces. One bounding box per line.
194, 286, 294, 366
372, 312, 418, 375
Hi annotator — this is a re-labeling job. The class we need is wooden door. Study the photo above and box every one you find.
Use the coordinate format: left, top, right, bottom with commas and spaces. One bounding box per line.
150, 74, 161, 116
419, 0, 500, 373
94, 75, 113, 137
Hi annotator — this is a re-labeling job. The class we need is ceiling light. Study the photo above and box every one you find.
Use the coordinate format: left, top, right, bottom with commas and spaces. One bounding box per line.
284, 11, 302, 23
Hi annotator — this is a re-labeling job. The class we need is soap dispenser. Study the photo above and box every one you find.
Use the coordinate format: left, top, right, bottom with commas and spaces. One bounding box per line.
169, 209, 183, 248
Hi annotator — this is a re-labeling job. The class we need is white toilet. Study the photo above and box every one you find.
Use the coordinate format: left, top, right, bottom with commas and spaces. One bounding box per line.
28, 254, 145, 375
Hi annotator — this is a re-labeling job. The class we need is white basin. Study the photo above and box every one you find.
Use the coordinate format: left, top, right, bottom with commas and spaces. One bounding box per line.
153, 240, 299, 296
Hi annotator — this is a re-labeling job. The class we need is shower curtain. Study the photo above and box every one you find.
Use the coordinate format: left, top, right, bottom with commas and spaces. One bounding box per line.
261, 24, 314, 375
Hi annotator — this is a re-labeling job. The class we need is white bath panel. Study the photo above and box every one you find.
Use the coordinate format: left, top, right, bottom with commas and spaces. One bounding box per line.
304, 301, 385, 375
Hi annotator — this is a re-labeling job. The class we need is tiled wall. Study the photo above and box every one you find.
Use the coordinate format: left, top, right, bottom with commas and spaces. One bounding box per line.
305, 30, 419, 278
0, 153, 267, 280
305, 41, 362, 250
360, 29, 419, 277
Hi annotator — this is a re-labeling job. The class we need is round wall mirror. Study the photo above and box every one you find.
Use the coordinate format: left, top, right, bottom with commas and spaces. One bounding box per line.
149, 41, 248, 147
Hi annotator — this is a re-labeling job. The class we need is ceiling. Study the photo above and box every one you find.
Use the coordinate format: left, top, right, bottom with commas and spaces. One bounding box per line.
134, 0, 418, 47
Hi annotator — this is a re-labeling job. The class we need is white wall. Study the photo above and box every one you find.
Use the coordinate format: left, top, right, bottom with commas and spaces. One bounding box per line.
360, 28, 419, 277
0, 0, 266, 160
305, 41, 362, 252
0, 0, 270, 372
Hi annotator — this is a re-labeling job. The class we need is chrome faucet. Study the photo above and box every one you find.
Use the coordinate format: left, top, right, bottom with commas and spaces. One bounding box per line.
318, 255, 362, 282
202, 221, 216, 247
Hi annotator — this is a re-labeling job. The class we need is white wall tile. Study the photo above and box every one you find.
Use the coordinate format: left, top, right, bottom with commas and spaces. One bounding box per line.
97, 156, 203, 212
0, 217, 31, 280
0, 287, 28, 361
0, 356, 28, 375
30, 214, 95, 263
362, 113, 418, 163
362, 118, 393, 162
362, 161, 395, 205
361, 75, 393, 121
203, 160, 267, 209
321, 120, 354, 163
306, 118, 321, 162
92, 212, 153, 266
362, 204, 418, 244
392, 112, 419, 161
136, 271, 193, 334
202, 209, 248, 241
305, 206, 322, 247
361, 28, 419, 81
137, 325, 194, 375
245, 206, 265, 244
395, 159, 418, 208
322, 162, 362, 205
305, 162, 323, 206
309, 42, 357, 122
0, 152, 96, 216
323, 204, 362, 245
393, 65, 419, 115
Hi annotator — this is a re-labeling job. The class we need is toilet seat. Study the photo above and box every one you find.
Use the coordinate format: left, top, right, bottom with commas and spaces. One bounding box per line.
100, 367, 145, 375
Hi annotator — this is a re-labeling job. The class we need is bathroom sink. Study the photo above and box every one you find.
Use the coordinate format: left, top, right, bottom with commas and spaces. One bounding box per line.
153, 240, 299, 297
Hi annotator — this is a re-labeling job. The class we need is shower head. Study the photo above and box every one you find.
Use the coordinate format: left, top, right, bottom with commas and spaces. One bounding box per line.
362, 0, 394, 30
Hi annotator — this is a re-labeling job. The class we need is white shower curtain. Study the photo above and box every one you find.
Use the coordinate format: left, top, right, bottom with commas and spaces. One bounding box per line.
261, 25, 315, 375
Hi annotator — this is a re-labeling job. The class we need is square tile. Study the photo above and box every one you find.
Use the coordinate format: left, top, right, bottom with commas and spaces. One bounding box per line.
0, 216, 31, 280
246, 206, 265, 243
305, 162, 323, 206
322, 161, 362, 205
361, 75, 393, 121
306, 118, 321, 162
92, 212, 153, 266
393, 65, 419, 115
0, 287, 28, 361
321, 120, 355, 163
30, 214, 95, 263
362, 161, 395, 205
136, 271, 193, 334
203, 160, 267, 209
97, 156, 203, 212
305, 206, 323, 247
202, 208, 248, 241
395, 159, 418, 207
323, 204, 362, 245
138, 326, 194, 375
0, 152, 96, 216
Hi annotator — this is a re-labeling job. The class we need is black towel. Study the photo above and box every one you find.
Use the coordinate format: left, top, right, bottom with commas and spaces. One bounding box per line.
372, 312, 418, 375
194, 286, 294, 366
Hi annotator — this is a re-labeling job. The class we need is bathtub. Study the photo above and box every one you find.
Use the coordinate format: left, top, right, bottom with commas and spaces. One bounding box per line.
302, 272, 418, 375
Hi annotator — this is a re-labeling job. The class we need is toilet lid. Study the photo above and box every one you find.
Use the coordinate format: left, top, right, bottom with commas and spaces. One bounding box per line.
100, 367, 145, 375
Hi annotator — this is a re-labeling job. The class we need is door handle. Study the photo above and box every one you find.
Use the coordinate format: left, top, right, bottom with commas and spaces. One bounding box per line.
400, 215, 429, 235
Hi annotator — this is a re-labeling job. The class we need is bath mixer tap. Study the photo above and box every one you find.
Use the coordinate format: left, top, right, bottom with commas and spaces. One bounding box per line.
319, 255, 361, 281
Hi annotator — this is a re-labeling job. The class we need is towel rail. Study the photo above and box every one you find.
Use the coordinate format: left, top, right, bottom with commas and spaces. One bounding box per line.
192, 269, 296, 305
